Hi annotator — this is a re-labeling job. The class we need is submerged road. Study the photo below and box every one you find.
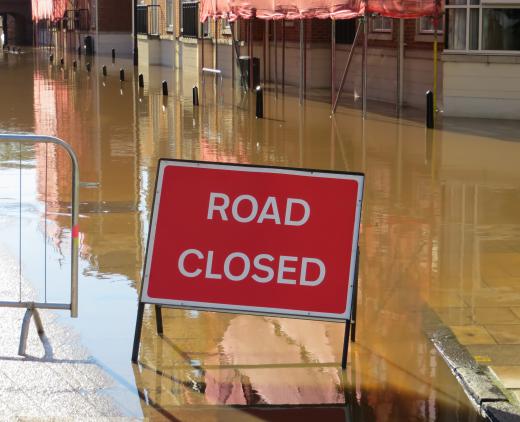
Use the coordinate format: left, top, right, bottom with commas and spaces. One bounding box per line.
0, 47, 508, 419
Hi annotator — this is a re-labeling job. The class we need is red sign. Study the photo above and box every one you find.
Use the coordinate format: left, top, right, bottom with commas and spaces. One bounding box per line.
141, 160, 364, 321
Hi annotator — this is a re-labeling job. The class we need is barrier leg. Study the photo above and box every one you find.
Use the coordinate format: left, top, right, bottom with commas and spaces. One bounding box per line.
155, 305, 163, 336
132, 302, 145, 363
32, 308, 44, 335
18, 309, 33, 355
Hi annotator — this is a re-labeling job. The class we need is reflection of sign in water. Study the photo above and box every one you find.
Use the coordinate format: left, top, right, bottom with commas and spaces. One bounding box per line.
132, 160, 364, 368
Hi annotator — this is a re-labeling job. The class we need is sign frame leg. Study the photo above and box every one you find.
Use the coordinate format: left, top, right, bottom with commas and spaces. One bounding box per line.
341, 321, 351, 369
155, 305, 164, 336
132, 302, 145, 363
341, 246, 360, 369
351, 248, 360, 342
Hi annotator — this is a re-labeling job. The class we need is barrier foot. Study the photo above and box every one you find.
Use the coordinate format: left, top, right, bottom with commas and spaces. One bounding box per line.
155, 305, 163, 336
18, 307, 45, 356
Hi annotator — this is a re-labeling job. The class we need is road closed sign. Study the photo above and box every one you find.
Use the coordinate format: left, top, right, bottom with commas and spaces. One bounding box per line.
140, 160, 364, 321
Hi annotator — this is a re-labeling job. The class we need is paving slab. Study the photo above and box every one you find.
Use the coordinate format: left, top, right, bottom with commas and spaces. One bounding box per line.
0, 246, 130, 418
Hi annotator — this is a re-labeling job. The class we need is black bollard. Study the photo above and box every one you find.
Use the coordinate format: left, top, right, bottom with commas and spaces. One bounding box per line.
426, 90, 434, 129
49, 54, 54, 63
162, 80, 168, 96
73, 60, 77, 69
120, 68, 125, 82
102, 65, 107, 76
192, 86, 199, 106
256, 85, 263, 119
77, 46, 81, 56
138, 73, 144, 88
112, 49, 116, 60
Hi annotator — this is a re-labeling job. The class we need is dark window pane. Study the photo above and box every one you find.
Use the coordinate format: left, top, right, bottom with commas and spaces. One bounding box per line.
483, 9, 520, 51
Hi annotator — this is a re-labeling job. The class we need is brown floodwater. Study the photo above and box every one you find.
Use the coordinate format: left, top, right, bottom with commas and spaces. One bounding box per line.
1, 46, 514, 420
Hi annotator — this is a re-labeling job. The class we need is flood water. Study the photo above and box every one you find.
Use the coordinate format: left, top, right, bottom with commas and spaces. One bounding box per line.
0, 47, 510, 420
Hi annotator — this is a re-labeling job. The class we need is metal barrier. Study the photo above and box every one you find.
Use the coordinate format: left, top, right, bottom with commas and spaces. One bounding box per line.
202, 67, 224, 103
0, 134, 79, 355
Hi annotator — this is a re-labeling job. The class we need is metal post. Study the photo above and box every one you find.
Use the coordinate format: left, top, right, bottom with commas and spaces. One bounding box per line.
263, 20, 267, 87
426, 90, 434, 128
155, 305, 163, 335
132, 302, 145, 363
341, 321, 351, 369
133, 0, 138, 65
433, 14, 439, 116
397, 19, 404, 111
214, 18, 218, 72
249, 19, 253, 91
362, 15, 368, 119
201, 22, 205, 76
351, 248, 360, 342
331, 19, 336, 107
282, 20, 285, 94
230, 20, 246, 90
332, 22, 362, 113
274, 20, 278, 98
299, 20, 304, 104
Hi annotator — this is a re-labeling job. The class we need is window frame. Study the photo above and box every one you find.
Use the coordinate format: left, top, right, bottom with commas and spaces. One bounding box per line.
166, 0, 174, 33
418, 15, 445, 34
370, 15, 393, 33
445, 2, 520, 53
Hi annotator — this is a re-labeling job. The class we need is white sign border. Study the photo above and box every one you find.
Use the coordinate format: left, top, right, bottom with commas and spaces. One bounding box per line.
140, 159, 364, 322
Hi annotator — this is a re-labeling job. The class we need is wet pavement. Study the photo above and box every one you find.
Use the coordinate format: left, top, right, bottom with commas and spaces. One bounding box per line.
0, 46, 517, 419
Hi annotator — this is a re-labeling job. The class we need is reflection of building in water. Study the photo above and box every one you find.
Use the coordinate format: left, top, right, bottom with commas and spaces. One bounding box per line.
33, 58, 142, 283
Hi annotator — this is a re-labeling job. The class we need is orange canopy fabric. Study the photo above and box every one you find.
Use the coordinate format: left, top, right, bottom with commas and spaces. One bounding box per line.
200, 0, 441, 21
32, 0, 67, 22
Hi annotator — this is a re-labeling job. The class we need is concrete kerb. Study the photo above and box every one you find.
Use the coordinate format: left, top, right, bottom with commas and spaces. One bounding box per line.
422, 307, 520, 421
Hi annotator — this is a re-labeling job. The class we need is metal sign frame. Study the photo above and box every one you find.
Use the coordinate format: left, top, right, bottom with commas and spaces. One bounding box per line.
133, 159, 364, 368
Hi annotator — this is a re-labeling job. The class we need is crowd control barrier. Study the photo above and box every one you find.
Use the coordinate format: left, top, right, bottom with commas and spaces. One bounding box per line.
0, 134, 79, 355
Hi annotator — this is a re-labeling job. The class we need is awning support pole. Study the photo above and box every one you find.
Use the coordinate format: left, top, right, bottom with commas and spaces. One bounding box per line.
274, 19, 278, 98
230, 20, 247, 91
397, 18, 404, 112
331, 19, 336, 108
433, 15, 439, 118
263, 20, 268, 87
362, 14, 368, 119
249, 19, 253, 91
282, 19, 286, 94
299, 19, 304, 104
332, 20, 362, 114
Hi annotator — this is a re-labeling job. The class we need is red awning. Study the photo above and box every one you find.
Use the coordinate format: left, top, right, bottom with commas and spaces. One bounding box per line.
32, 0, 67, 22
200, 0, 442, 21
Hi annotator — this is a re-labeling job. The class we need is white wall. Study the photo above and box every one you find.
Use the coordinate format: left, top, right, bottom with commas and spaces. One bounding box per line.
95, 32, 133, 58
443, 56, 520, 119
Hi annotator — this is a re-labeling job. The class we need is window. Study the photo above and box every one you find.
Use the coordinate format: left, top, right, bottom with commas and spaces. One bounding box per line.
446, 1, 520, 51
181, 1, 199, 38
371, 16, 393, 33
418, 16, 444, 34
166, 0, 173, 32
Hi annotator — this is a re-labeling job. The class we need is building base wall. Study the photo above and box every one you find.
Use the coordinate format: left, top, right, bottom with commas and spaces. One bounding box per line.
443, 55, 520, 120
96, 32, 132, 58
139, 39, 442, 110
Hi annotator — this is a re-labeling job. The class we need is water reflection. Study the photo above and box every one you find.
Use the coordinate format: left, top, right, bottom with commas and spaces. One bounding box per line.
1, 48, 515, 419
